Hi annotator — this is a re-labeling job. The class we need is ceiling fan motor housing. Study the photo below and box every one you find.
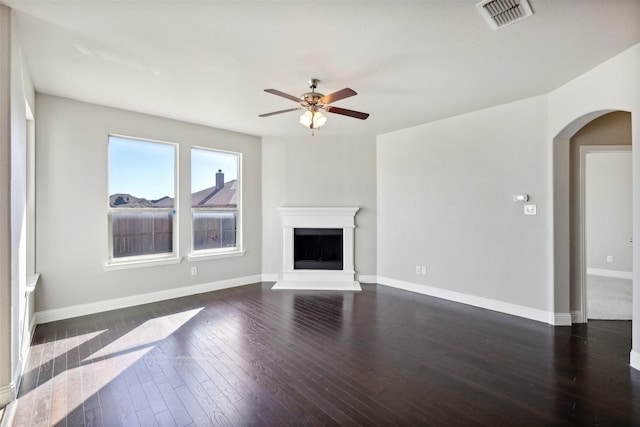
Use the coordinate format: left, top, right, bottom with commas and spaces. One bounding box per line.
301, 78, 323, 107
300, 92, 325, 107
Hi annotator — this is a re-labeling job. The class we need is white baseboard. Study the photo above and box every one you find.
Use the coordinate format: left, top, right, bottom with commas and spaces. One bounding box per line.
13, 314, 36, 395
357, 274, 378, 284
0, 382, 16, 408
377, 276, 564, 325
35, 274, 262, 324
553, 313, 573, 326
261, 273, 278, 282
631, 349, 640, 372
11, 289, 38, 400
31, 271, 587, 328
586, 268, 633, 280
571, 310, 586, 324
0, 399, 17, 427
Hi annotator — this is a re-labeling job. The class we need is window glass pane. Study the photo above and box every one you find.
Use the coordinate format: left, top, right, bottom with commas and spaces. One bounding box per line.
191, 147, 240, 253
108, 136, 176, 261
193, 211, 237, 250
109, 136, 175, 208
111, 211, 173, 258
191, 148, 238, 209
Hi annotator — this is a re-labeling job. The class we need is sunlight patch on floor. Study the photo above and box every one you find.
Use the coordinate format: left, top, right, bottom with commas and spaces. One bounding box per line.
27, 307, 203, 426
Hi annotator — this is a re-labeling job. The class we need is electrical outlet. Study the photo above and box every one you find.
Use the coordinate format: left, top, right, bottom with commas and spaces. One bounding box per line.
421, 266, 427, 275
606, 256, 614, 263
191, 266, 198, 276
416, 265, 421, 274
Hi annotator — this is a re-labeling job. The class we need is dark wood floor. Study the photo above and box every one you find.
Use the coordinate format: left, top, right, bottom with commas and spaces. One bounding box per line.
12, 283, 640, 426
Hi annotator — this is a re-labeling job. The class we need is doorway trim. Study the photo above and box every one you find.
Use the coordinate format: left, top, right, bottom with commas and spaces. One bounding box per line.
577, 145, 632, 323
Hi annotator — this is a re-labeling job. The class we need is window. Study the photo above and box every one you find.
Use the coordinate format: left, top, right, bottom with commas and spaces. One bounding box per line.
108, 136, 177, 263
191, 147, 241, 255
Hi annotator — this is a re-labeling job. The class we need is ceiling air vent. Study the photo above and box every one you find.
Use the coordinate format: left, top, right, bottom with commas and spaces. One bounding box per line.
476, 0, 533, 30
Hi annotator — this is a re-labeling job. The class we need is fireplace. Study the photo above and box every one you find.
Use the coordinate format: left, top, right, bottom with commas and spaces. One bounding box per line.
294, 228, 343, 270
272, 207, 360, 291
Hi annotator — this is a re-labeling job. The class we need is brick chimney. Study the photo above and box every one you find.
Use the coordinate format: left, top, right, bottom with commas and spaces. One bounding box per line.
216, 169, 224, 191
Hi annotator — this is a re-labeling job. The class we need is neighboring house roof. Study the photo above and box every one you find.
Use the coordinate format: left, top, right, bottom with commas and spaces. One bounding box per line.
192, 180, 237, 208
109, 193, 164, 208
109, 180, 237, 209
152, 196, 175, 208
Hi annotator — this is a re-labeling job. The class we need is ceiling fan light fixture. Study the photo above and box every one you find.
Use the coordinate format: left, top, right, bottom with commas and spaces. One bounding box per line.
299, 110, 312, 127
314, 112, 327, 128
299, 110, 327, 129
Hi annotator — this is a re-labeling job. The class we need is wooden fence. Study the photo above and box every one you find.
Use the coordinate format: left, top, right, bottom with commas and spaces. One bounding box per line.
111, 210, 237, 257
193, 211, 237, 250
112, 211, 173, 258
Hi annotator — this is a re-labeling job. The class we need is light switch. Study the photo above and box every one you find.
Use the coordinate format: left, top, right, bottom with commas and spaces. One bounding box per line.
524, 204, 537, 215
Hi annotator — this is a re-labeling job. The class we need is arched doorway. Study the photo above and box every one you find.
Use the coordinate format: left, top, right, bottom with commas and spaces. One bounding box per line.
552, 110, 633, 323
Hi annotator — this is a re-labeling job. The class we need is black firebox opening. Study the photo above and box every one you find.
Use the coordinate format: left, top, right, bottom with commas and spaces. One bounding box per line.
294, 228, 343, 270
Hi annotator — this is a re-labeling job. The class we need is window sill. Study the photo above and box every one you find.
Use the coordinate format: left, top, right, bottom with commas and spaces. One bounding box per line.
26, 273, 41, 296
188, 250, 246, 262
104, 256, 183, 271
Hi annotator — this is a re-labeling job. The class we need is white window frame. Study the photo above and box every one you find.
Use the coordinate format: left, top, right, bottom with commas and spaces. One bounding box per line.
189, 146, 244, 261
105, 135, 180, 270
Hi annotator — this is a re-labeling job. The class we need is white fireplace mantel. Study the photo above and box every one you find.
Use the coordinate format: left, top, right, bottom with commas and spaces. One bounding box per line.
272, 207, 361, 291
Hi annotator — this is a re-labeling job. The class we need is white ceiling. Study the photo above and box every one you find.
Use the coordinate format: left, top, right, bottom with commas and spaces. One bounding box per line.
6, 0, 640, 137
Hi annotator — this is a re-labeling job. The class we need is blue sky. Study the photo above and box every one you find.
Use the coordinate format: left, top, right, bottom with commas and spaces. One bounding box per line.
109, 136, 238, 200
191, 147, 238, 192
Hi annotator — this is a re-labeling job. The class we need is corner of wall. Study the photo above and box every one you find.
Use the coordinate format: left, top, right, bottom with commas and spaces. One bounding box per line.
631, 349, 640, 372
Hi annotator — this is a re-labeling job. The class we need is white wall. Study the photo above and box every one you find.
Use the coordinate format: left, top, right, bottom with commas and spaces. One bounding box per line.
0, 5, 36, 407
586, 151, 632, 273
261, 135, 377, 279
0, 4, 14, 407
377, 96, 551, 318
10, 9, 36, 402
34, 95, 262, 317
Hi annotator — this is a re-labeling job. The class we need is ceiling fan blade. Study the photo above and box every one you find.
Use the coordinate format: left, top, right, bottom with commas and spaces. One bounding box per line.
319, 88, 357, 105
259, 107, 301, 117
264, 89, 301, 103
324, 106, 369, 120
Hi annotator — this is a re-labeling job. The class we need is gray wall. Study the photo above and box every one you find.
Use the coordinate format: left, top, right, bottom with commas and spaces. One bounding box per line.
261, 135, 377, 278
35, 94, 262, 312
377, 96, 550, 311
586, 151, 632, 273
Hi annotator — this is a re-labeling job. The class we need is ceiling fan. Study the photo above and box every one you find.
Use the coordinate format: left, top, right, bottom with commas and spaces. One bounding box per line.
259, 78, 369, 133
